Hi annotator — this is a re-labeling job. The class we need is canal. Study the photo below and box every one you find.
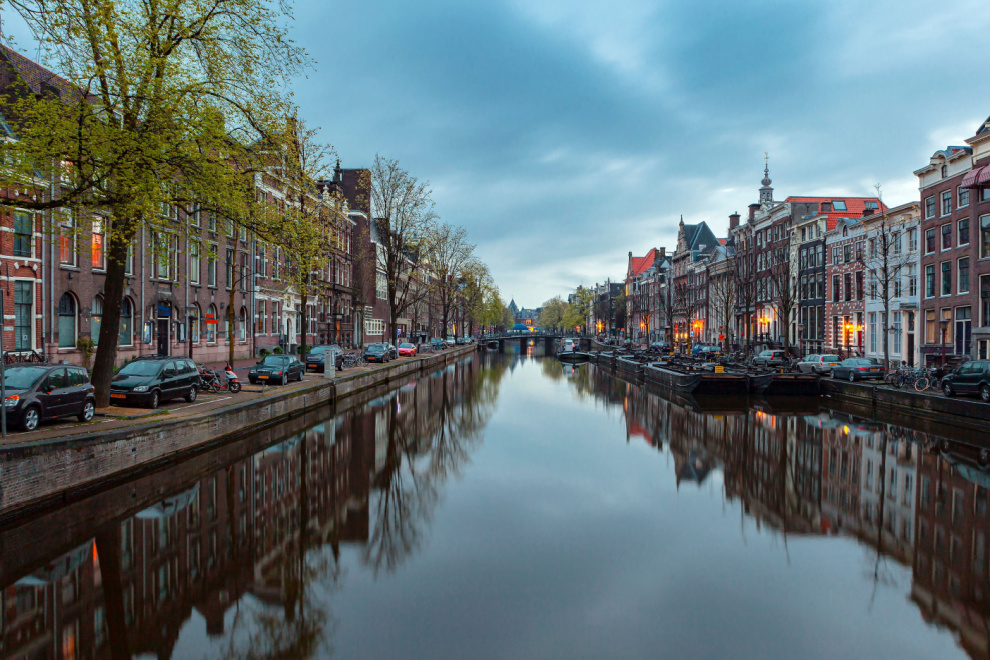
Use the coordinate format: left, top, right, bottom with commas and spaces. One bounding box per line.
0, 351, 985, 659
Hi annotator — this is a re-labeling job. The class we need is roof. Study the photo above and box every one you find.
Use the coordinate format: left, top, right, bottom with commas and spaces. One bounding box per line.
0, 44, 82, 101
717, 238, 727, 246
628, 247, 660, 278
784, 196, 886, 231
682, 221, 718, 252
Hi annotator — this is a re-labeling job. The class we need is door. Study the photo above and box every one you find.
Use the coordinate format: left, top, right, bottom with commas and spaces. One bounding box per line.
162, 361, 178, 399
157, 319, 170, 356
907, 334, 915, 367
64, 367, 89, 415
38, 368, 68, 417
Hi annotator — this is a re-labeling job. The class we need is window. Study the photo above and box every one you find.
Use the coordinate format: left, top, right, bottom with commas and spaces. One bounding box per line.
960, 187, 970, 208
225, 248, 235, 288
239, 252, 248, 292
207, 211, 217, 233
843, 245, 852, 263
13, 211, 32, 257
981, 215, 990, 259
856, 271, 863, 300
190, 204, 200, 227
226, 219, 235, 238
844, 273, 852, 301
152, 233, 177, 281
925, 228, 936, 253
125, 241, 134, 275
983, 188, 990, 203
207, 245, 217, 287
956, 307, 972, 355
925, 196, 936, 219
892, 312, 902, 354
983, 276, 990, 328
941, 223, 952, 250
207, 304, 217, 343
120, 297, 133, 346
832, 274, 840, 302
190, 241, 201, 285
926, 309, 937, 344
869, 313, 876, 353
942, 190, 952, 216
865, 200, 879, 210
239, 225, 247, 242
925, 264, 935, 298
256, 300, 266, 334
189, 305, 200, 344
856, 241, 863, 261
908, 264, 917, 297
941, 261, 952, 296
832, 200, 847, 211
960, 218, 970, 246
59, 213, 76, 265
273, 246, 280, 279
959, 257, 970, 294
238, 307, 247, 341
869, 273, 877, 300
14, 281, 32, 350
908, 228, 918, 252
892, 231, 901, 255
92, 219, 105, 269
376, 271, 387, 300
832, 246, 841, 263
91, 295, 102, 344
58, 293, 76, 348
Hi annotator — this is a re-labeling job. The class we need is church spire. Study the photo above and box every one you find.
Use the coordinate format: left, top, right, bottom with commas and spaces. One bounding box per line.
759, 152, 774, 207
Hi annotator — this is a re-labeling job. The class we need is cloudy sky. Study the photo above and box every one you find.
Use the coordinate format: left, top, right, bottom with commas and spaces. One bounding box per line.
7, 1, 990, 307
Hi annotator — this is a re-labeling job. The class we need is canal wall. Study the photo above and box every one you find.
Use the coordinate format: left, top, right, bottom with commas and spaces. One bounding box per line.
0, 344, 476, 525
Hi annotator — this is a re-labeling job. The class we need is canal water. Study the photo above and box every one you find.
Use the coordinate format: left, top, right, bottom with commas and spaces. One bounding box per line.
1, 352, 986, 659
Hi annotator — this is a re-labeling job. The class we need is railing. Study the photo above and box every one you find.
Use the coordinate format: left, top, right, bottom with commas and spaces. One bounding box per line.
2, 350, 48, 365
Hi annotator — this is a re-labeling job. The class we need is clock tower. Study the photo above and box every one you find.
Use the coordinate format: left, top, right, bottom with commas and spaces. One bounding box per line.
759, 154, 774, 208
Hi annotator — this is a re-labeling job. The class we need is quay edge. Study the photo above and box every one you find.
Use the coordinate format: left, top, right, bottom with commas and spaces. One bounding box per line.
0, 344, 477, 526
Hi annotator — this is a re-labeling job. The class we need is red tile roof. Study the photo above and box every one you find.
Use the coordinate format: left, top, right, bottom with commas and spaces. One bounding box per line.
717, 238, 727, 246
628, 247, 660, 277
784, 196, 887, 231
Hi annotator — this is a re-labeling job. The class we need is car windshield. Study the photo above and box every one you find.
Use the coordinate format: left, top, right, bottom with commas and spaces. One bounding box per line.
3, 367, 48, 389
260, 356, 285, 365
366, 345, 385, 353
308, 347, 327, 355
118, 361, 163, 377
823, 355, 840, 362
400, 343, 414, 348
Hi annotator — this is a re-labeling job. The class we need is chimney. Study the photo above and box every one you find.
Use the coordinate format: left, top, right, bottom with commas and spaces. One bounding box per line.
659, 247, 665, 260
748, 203, 760, 222
821, 201, 832, 213
729, 212, 740, 230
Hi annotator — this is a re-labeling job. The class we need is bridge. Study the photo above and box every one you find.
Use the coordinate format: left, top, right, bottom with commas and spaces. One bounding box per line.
480, 333, 591, 354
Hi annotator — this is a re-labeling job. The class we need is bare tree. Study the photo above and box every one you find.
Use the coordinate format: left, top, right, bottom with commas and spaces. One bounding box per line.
767, 239, 799, 357
707, 257, 737, 355
860, 185, 911, 371
366, 156, 437, 347
424, 222, 475, 338
672, 279, 698, 354
733, 236, 759, 354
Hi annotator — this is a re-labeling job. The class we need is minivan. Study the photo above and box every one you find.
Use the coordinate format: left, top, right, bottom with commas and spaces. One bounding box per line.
110, 356, 200, 408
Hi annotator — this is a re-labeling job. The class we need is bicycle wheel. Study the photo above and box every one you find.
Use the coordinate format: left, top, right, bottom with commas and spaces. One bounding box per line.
913, 377, 929, 392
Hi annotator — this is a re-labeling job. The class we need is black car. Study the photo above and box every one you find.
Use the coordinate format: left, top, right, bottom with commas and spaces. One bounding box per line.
249, 355, 305, 385
941, 360, 990, 402
382, 342, 398, 359
831, 358, 885, 382
304, 345, 344, 373
3, 364, 96, 431
363, 344, 390, 364
110, 356, 201, 408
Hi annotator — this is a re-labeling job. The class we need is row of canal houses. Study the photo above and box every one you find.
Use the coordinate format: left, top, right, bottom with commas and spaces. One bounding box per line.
0, 44, 420, 368
605, 115, 990, 366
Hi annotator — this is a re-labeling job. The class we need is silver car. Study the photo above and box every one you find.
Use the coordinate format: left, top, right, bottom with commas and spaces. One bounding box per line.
797, 354, 841, 374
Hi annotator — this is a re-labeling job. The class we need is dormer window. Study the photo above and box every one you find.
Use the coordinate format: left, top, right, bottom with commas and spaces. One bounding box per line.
864, 201, 878, 210
832, 201, 847, 211
941, 164, 948, 179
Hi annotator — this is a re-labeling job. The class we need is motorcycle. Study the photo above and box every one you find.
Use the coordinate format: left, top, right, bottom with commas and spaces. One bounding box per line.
199, 364, 242, 394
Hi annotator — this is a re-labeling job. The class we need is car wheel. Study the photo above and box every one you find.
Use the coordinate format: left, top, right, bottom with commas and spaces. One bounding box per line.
982, 384, 990, 403
186, 385, 197, 402
149, 390, 160, 409
21, 406, 40, 431
78, 400, 95, 422
943, 383, 954, 397
848, 372, 856, 382
249, 378, 257, 385
281, 373, 288, 386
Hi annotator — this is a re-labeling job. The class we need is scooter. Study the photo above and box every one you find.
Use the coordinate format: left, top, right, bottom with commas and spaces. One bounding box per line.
199, 364, 242, 394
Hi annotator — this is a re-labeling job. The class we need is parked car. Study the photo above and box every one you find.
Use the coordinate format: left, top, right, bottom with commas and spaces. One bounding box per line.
691, 343, 713, 357
941, 360, 990, 402
455, 337, 468, 345
831, 358, 885, 382
431, 338, 445, 350
3, 364, 96, 431
649, 342, 671, 354
364, 344, 391, 363
304, 345, 344, 373
796, 354, 841, 374
753, 349, 788, 367
380, 342, 398, 359
398, 342, 418, 357
697, 345, 721, 358
445, 337, 456, 347
110, 356, 200, 408
248, 355, 305, 385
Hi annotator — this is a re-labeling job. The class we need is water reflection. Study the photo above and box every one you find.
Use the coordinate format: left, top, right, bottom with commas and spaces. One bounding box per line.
0, 354, 506, 659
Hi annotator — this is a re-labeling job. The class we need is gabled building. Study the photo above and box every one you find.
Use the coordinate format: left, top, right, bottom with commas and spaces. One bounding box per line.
671, 217, 718, 349
625, 247, 661, 343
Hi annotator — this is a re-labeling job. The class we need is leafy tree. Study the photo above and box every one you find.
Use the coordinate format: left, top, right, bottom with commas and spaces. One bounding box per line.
0, 0, 304, 405
424, 222, 475, 337
538, 296, 567, 330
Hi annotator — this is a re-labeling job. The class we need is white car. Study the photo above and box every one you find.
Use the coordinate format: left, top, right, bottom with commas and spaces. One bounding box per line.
445, 337, 456, 346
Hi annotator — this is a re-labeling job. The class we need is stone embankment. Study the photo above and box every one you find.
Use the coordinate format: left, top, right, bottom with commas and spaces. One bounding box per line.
0, 344, 477, 524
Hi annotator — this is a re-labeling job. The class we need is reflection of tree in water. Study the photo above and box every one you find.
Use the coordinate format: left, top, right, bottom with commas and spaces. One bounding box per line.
364, 356, 508, 575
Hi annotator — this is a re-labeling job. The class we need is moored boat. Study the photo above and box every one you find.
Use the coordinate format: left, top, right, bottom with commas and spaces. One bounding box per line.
764, 372, 820, 396
557, 352, 591, 363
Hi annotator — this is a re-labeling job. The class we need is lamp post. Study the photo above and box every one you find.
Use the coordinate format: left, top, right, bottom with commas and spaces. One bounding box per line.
939, 317, 950, 369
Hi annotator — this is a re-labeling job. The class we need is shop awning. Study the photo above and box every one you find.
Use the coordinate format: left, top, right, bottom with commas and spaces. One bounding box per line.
961, 165, 989, 189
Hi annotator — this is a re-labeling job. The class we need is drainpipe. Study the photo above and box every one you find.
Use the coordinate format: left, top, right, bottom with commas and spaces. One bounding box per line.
140, 222, 145, 357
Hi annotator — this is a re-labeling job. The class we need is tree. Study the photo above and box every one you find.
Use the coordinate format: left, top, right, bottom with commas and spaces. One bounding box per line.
768, 238, 799, 357
538, 296, 567, 330
459, 259, 493, 337
860, 185, 908, 371
733, 232, 759, 354
366, 155, 436, 347
613, 290, 627, 336
707, 256, 736, 354
424, 222, 475, 338
1, 0, 304, 405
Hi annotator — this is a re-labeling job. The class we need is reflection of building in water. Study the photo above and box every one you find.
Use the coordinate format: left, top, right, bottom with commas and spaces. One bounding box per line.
912, 450, 990, 658
859, 430, 918, 564
821, 417, 862, 536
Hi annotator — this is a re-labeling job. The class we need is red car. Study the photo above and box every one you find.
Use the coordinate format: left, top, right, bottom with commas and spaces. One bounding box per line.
398, 342, 418, 357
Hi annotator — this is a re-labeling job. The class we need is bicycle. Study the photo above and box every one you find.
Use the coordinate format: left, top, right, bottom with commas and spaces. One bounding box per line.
341, 352, 366, 368
911, 367, 942, 393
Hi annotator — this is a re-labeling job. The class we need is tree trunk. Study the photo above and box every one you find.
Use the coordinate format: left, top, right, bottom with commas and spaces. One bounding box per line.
227, 291, 236, 366
90, 224, 132, 408
299, 289, 308, 357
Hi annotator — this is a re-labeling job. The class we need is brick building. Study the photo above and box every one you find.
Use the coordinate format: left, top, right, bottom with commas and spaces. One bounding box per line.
825, 216, 866, 356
